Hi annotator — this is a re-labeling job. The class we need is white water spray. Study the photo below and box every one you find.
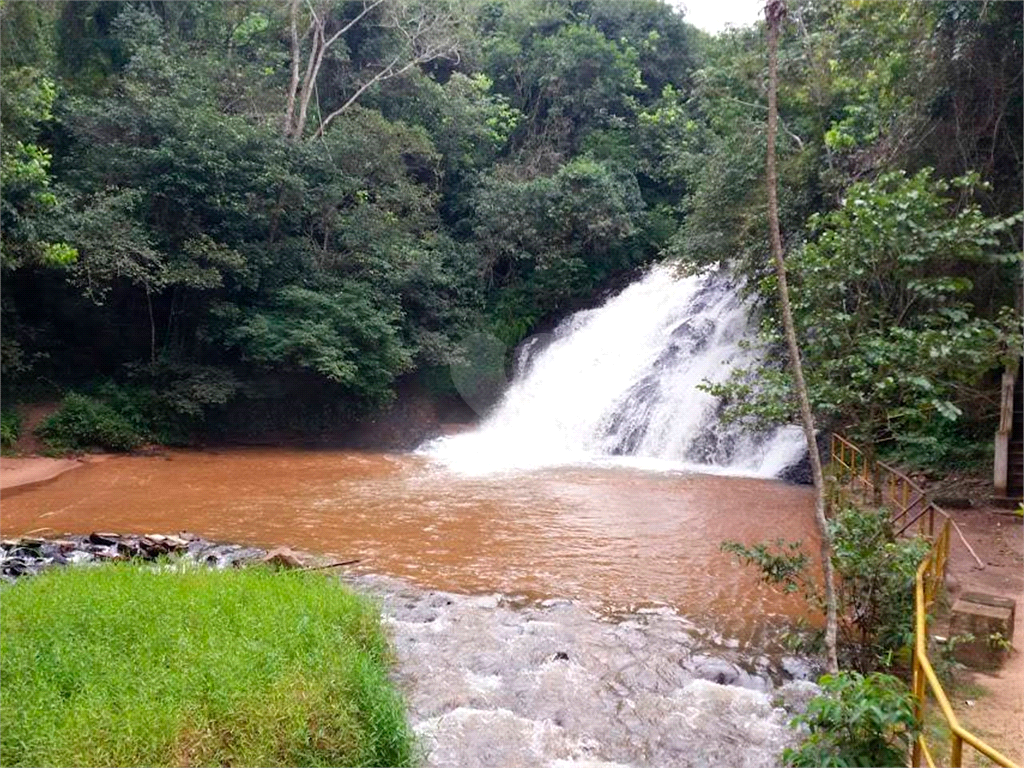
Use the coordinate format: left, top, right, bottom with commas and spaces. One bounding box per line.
425, 265, 805, 477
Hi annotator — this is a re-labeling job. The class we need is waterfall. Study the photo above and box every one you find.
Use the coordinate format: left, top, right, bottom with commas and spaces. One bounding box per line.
424, 264, 806, 477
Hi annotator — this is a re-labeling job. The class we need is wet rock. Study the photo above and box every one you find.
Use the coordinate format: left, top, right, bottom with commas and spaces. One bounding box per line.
93, 544, 123, 560
775, 680, 821, 715
777, 431, 831, 486
687, 654, 742, 686
780, 655, 818, 681
262, 546, 304, 569
0, 533, 271, 581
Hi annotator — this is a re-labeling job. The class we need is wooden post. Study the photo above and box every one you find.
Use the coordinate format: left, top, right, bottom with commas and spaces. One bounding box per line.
993, 364, 1016, 495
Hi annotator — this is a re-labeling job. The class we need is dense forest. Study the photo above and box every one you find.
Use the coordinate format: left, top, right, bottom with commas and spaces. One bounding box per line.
1, 0, 1021, 462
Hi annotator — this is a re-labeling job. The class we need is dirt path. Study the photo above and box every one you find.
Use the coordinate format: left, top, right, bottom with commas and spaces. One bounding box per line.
12, 402, 58, 455
945, 507, 1023, 767
1, 402, 114, 493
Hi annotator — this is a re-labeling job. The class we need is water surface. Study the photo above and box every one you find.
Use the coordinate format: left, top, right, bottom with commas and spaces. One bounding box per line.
1, 448, 816, 639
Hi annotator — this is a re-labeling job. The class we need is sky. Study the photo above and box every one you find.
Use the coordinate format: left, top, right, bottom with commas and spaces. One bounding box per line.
668, 0, 765, 34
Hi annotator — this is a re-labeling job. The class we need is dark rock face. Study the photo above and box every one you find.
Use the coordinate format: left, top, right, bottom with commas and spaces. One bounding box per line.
777, 431, 832, 486
684, 428, 740, 466
779, 452, 813, 485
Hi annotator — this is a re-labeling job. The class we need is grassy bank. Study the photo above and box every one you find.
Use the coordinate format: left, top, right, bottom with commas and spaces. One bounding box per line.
0, 564, 414, 767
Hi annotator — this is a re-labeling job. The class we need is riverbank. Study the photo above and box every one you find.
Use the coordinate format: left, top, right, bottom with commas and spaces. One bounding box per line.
0, 454, 112, 492
0, 560, 414, 767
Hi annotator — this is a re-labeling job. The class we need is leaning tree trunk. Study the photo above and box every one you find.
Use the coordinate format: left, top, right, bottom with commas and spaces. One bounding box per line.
764, 0, 838, 674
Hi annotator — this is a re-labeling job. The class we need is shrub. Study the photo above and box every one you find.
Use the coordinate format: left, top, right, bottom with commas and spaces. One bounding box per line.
34, 392, 145, 452
0, 564, 414, 767
783, 671, 918, 767
828, 505, 928, 672
0, 409, 20, 450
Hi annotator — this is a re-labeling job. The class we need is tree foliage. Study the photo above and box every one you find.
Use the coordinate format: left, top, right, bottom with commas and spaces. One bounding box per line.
723, 505, 928, 674
783, 670, 917, 768
0, 0, 1019, 449
707, 170, 1022, 458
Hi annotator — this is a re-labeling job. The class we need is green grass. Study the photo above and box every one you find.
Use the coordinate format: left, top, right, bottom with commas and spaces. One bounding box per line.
0, 564, 414, 767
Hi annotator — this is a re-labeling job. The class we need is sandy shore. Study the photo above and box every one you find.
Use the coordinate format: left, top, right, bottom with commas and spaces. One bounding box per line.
0, 455, 109, 492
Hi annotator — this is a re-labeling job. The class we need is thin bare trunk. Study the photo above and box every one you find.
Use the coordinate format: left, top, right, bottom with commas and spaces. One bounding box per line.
313, 54, 408, 138
283, 0, 302, 137
284, 0, 386, 141
765, 0, 839, 674
145, 285, 157, 365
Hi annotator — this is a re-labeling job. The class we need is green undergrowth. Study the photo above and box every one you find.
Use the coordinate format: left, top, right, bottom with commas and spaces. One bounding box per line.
34, 392, 146, 453
0, 564, 414, 767
0, 409, 20, 451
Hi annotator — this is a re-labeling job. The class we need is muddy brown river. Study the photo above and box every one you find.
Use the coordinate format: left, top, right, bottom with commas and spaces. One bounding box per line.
0, 448, 815, 637
1, 449, 824, 766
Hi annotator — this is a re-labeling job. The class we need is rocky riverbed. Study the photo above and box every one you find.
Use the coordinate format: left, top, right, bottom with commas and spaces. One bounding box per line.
0, 532, 270, 580
345, 572, 820, 768
1, 533, 821, 767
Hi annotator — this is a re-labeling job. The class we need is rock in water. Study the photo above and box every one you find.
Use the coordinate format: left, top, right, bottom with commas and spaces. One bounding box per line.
262, 546, 305, 569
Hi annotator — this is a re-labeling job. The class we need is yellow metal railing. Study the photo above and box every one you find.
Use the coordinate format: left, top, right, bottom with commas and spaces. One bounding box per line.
910, 521, 1020, 768
830, 433, 938, 538
829, 434, 1020, 768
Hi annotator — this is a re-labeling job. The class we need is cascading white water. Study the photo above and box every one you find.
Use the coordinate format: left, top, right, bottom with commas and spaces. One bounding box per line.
425, 264, 806, 477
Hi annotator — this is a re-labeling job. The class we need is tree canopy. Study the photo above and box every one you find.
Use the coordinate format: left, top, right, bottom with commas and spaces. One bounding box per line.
1, 0, 1020, 457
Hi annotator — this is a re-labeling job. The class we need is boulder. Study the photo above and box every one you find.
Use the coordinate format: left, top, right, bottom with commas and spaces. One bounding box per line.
262, 546, 304, 569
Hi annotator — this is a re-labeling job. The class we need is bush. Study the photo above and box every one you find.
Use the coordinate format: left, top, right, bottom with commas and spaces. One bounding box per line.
828, 506, 928, 672
0, 409, 20, 450
34, 392, 145, 452
0, 564, 414, 767
881, 414, 993, 473
783, 671, 918, 767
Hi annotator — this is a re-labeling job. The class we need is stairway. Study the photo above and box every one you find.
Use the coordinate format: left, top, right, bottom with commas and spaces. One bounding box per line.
1009, 359, 1023, 499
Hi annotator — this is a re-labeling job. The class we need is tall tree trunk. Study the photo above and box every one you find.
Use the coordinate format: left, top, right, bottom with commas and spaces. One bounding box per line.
281, 0, 387, 141
145, 285, 157, 366
765, 0, 838, 674
282, 0, 301, 138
